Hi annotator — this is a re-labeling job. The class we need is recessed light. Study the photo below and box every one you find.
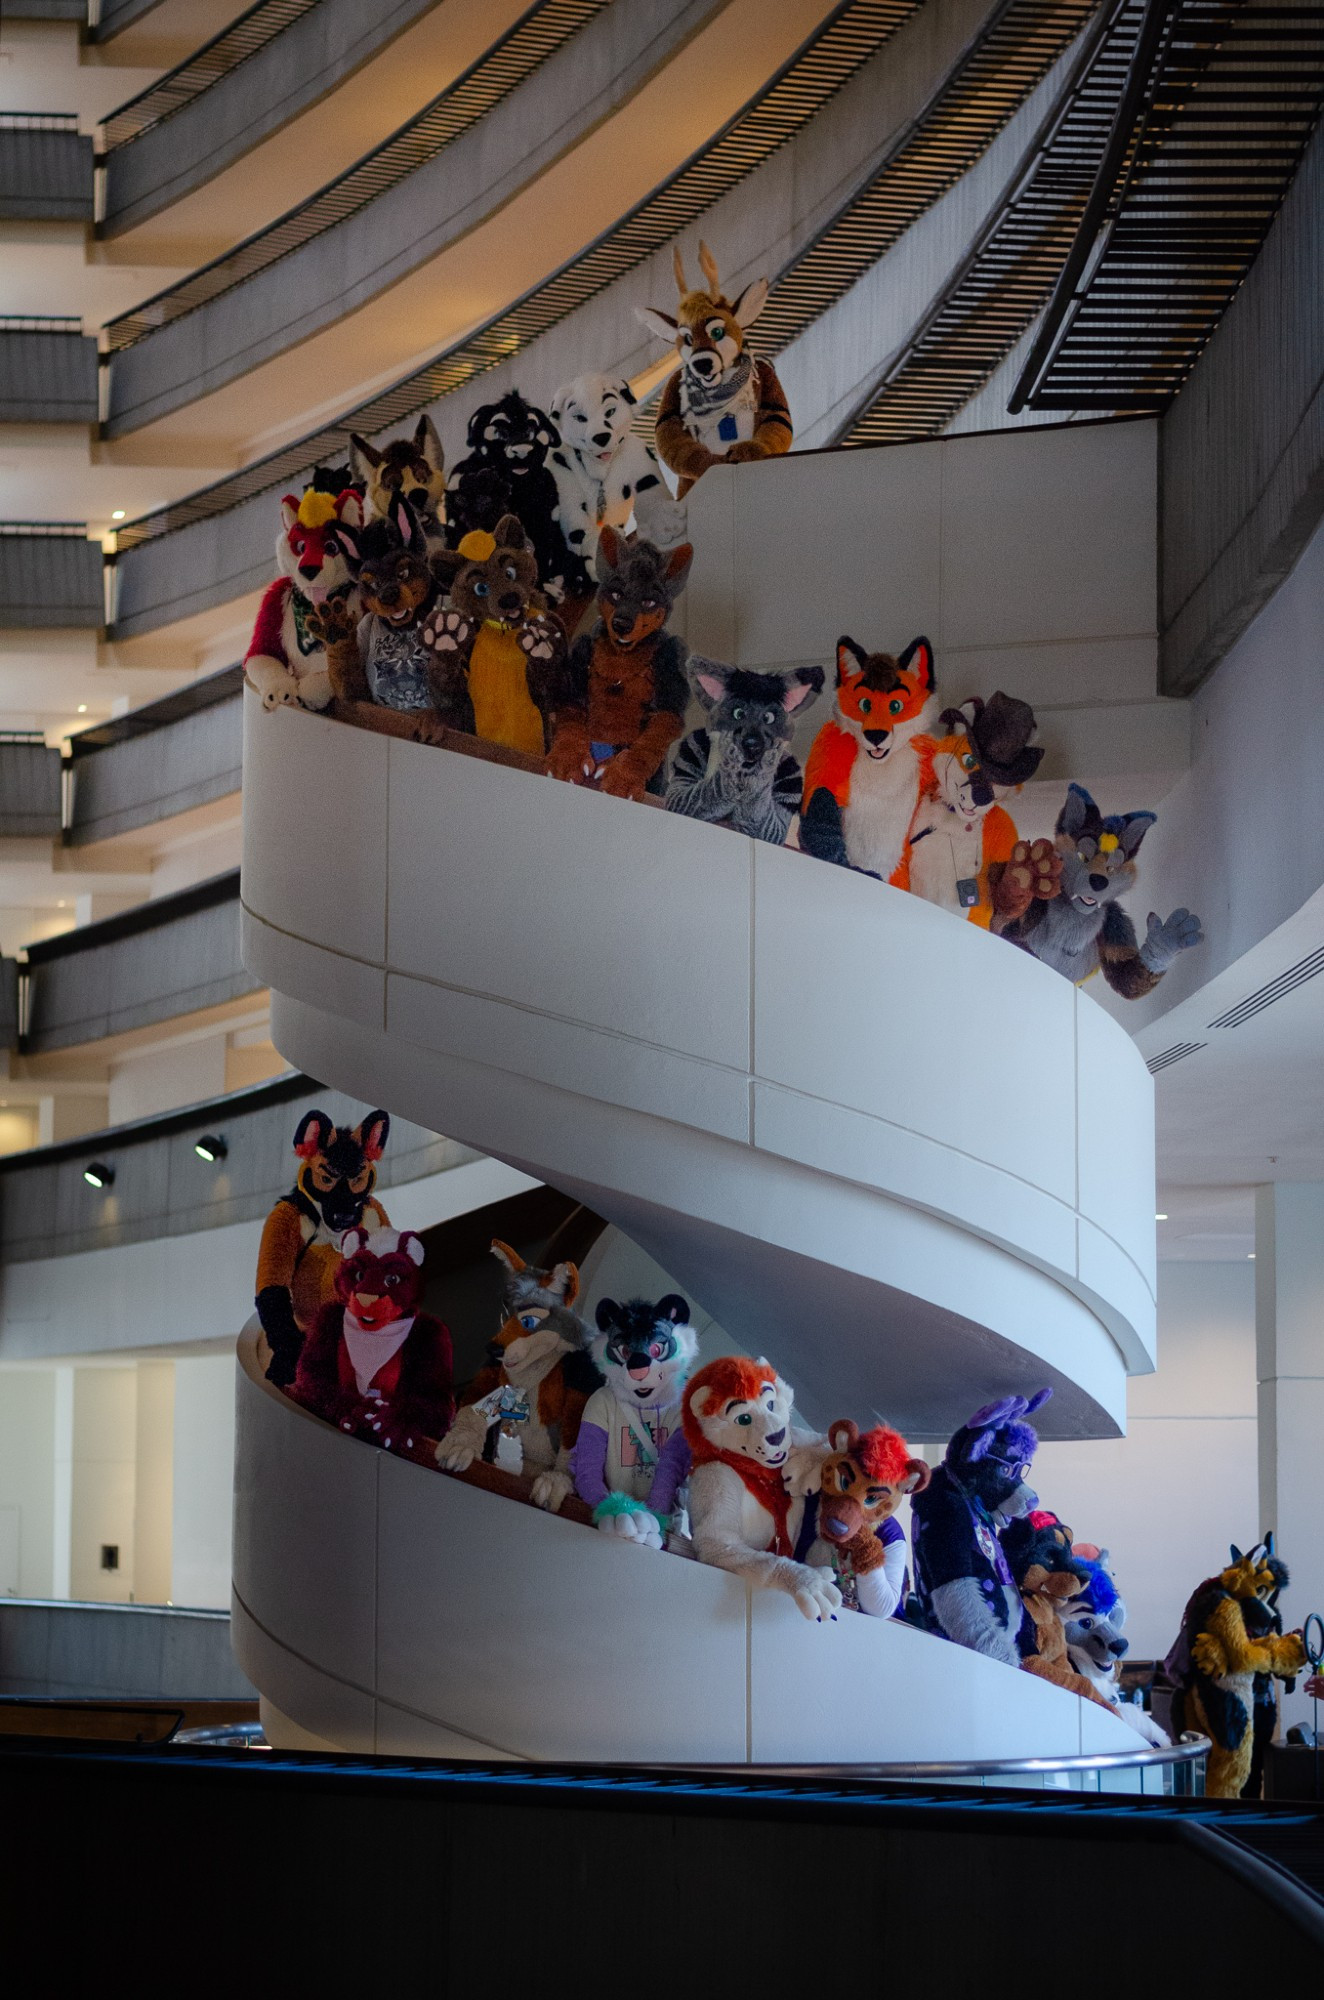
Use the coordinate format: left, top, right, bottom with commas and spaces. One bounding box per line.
1247, 1252, 1256, 1260
194, 1133, 227, 1164
57, 899, 66, 908
83, 1160, 114, 1189
111, 510, 125, 521
1154, 1212, 1168, 1221
77, 704, 87, 714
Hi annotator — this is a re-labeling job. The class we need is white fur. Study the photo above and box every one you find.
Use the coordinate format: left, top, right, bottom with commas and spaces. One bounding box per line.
906, 745, 996, 909
840, 698, 937, 879
547, 372, 686, 558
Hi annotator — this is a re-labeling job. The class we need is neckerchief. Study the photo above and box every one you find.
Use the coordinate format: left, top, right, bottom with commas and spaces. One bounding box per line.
682, 352, 754, 421
695, 1448, 793, 1556
342, 1308, 414, 1397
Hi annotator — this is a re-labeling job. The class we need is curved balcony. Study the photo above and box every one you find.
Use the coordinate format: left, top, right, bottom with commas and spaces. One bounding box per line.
108, 0, 1075, 637
99, 0, 750, 442
64, 664, 242, 850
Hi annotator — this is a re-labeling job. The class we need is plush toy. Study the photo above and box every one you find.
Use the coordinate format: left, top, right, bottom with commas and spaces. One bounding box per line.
909, 1389, 1051, 1667
544, 528, 692, 799
570, 1293, 698, 1549
1167, 1539, 1306, 1797
444, 391, 589, 606
896, 694, 1059, 926
682, 1356, 840, 1622
289, 1227, 453, 1463
666, 658, 824, 842
255, 1108, 391, 1388
1061, 1552, 1171, 1745
547, 372, 687, 565
350, 415, 446, 555
798, 635, 939, 881
637, 242, 792, 497
436, 1241, 602, 1512
421, 517, 566, 757
993, 782, 1204, 996
244, 482, 364, 712
306, 493, 467, 733
798, 1418, 929, 1618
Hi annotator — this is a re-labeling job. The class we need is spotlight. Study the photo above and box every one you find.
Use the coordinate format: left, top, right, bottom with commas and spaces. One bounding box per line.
1154, 1212, 1168, 1221
111, 510, 125, 521
77, 704, 88, 714
83, 1161, 114, 1189
194, 1134, 227, 1164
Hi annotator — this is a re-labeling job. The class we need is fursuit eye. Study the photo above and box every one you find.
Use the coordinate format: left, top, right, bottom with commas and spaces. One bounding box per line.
680, 329, 692, 345
731, 705, 744, 720
324, 538, 339, 556
866, 1491, 884, 1507
518, 1313, 540, 1331
735, 1413, 753, 1427
889, 697, 904, 715
962, 754, 975, 770
838, 1465, 854, 1489
859, 696, 872, 715
606, 587, 621, 601
707, 321, 726, 342
473, 580, 488, 597
504, 564, 517, 580
763, 710, 776, 726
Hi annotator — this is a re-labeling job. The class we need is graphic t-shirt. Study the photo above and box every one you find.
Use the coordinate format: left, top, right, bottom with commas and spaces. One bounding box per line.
576, 1385, 681, 1504
360, 615, 433, 710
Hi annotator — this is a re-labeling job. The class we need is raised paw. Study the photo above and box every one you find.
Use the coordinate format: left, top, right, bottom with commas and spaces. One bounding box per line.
517, 614, 562, 663
1142, 906, 1203, 972
421, 606, 473, 655
791, 1566, 843, 1624
304, 595, 356, 648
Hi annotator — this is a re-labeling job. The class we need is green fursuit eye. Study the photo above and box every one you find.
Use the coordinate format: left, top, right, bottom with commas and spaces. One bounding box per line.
736, 1413, 753, 1426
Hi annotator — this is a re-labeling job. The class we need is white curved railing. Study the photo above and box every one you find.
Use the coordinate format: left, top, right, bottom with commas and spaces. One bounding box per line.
232, 1329, 1152, 1767
240, 692, 1155, 1438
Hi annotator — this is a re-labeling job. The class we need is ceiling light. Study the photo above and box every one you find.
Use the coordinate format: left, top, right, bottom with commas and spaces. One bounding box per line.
77, 704, 87, 714
1247, 1252, 1256, 1260
111, 510, 125, 521
193, 1133, 227, 1164
1154, 1212, 1168, 1221
83, 1161, 114, 1189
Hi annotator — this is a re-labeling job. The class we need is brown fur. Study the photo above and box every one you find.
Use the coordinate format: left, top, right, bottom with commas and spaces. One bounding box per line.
1019, 1564, 1115, 1707
815, 1418, 929, 1577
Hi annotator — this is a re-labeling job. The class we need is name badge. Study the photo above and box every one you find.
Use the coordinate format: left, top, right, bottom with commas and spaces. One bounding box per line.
957, 877, 980, 908
718, 414, 739, 443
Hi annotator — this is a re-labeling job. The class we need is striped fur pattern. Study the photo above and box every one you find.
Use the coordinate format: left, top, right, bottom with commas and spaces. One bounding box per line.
666, 658, 823, 843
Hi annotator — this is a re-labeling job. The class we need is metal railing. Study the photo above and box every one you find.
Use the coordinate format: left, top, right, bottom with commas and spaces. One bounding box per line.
100, 0, 321, 149
100, 0, 606, 351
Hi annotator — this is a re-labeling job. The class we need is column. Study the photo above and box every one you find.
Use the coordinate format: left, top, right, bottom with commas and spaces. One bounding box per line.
1255, 1182, 1324, 1732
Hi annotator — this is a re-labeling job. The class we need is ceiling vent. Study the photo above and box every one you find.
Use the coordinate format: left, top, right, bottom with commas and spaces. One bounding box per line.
1146, 1041, 1206, 1074
1208, 947, 1324, 1031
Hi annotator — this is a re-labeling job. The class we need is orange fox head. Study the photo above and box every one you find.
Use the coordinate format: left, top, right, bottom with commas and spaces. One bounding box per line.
833, 635, 936, 763
916, 727, 994, 819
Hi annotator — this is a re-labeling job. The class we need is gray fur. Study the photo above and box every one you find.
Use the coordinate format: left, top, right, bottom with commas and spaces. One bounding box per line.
666, 657, 823, 843
931, 1578, 1023, 1669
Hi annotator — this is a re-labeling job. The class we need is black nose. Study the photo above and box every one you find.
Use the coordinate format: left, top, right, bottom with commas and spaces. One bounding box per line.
1089, 873, 1108, 892
1110, 1638, 1129, 1657
592, 431, 612, 447
971, 774, 994, 808
298, 562, 321, 578
378, 584, 399, 605
408, 488, 429, 509
691, 352, 717, 375
611, 615, 633, 640
863, 728, 888, 746
739, 732, 764, 761
498, 591, 522, 614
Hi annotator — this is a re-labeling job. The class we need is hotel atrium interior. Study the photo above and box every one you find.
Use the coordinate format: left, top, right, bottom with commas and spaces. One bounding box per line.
1, 0, 1323, 1968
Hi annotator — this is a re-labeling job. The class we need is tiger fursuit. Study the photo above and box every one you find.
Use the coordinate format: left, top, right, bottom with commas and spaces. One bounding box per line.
682, 1356, 840, 1622
798, 635, 937, 882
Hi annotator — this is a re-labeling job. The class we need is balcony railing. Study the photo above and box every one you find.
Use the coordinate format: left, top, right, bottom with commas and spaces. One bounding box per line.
0, 317, 98, 423
0, 112, 94, 220
64, 664, 243, 847
0, 525, 104, 630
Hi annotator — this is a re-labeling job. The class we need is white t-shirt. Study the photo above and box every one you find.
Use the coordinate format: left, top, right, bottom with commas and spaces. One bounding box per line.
579, 1386, 680, 1503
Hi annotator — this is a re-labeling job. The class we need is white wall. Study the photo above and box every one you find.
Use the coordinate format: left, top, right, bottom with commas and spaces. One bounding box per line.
108, 1034, 227, 1128
1034, 1260, 1257, 1661
68, 1365, 138, 1604
0, 1369, 61, 1597
171, 1354, 235, 1610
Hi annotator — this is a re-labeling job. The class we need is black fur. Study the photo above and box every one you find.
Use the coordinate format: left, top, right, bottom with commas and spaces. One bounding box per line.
445, 392, 589, 602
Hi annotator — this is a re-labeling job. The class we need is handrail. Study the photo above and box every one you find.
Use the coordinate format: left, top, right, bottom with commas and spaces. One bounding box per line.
19, 866, 239, 965
100, 0, 606, 351
1008, 0, 1181, 411
100, 0, 320, 150
65, 663, 242, 760
0, 1068, 317, 1176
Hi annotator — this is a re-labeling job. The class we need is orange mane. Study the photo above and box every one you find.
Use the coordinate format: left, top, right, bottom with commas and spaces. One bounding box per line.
682, 1355, 778, 1459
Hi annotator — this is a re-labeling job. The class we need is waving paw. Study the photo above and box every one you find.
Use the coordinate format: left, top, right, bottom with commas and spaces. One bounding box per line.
518, 613, 562, 663
1140, 906, 1204, 973
304, 594, 356, 649
422, 605, 473, 656
994, 839, 1061, 921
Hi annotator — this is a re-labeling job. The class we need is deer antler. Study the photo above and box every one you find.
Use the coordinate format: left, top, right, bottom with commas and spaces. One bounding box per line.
698, 240, 721, 296
673, 245, 689, 296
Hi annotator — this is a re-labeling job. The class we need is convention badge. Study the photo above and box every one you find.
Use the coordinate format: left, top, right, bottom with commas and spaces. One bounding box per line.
718, 414, 739, 443
974, 1520, 998, 1567
956, 877, 980, 908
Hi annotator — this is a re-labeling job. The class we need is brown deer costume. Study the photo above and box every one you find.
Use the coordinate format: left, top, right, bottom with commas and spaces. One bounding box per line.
637, 242, 792, 497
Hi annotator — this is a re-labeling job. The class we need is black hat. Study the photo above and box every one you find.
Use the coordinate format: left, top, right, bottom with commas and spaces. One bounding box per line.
941, 691, 1043, 790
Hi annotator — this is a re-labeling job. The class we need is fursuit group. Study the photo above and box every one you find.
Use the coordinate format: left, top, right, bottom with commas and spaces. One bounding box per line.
254, 1110, 1310, 1795
245, 240, 1205, 995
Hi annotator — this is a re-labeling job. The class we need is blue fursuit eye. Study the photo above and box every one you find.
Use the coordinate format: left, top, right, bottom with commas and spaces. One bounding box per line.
518, 1313, 541, 1331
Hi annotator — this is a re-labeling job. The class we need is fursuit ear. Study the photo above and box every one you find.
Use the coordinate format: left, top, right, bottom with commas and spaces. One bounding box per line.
1117, 811, 1156, 858
636, 305, 681, 344
414, 414, 443, 470
389, 493, 422, 549
731, 276, 769, 330
280, 495, 301, 535
691, 656, 729, 706
491, 1239, 526, 1277
828, 1419, 859, 1454
596, 524, 623, 578
350, 433, 382, 479
332, 516, 364, 568
836, 636, 867, 684
1024, 1387, 1053, 1415
620, 378, 637, 406
898, 634, 935, 693
494, 512, 527, 551
665, 541, 694, 589
293, 1110, 334, 1158
432, 546, 466, 590
902, 1457, 932, 1495
594, 1297, 622, 1332
336, 487, 364, 531
338, 1225, 370, 1257
550, 1259, 580, 1306
1230, 1544, 1244, 1563
397, 1231, 425, 1268
1059, 783, 1095, 839
357, 1110, 390, 1162
467, 401, 498, 446
688, 1384, 714, 1420
656, 1293, 690, 1324
783, 664, 825, 712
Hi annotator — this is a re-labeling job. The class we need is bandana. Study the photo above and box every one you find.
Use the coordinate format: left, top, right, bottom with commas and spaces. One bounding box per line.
682, 351, 754, 421
691, 1446, 793, 1557
342, 1308, 414, 1397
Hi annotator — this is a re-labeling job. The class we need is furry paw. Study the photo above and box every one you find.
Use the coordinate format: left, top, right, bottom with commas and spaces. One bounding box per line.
791, 1566, 843, 1624
995, 839, 1061, 918
517, 613, 562, 663
597, 1508, 664, 1550
421, 605, 473, 655
435, 1438, 476, 1473
724, 439, 769, 465
304, 595, 356, 648
1191, 1632, 1224, 1677
1140, 906, 1203, 972
783, 1437, 833, 1499
597, 755, 650, 802
246, 657, 300, 711
296, 668, 334, 713
530, 1470, 573, 1513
